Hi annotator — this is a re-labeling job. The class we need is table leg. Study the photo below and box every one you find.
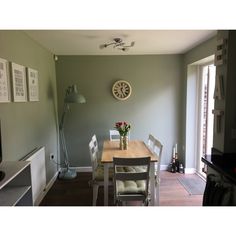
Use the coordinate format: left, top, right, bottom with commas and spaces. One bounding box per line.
104, 163, 108, 206
150, 162, 155, 206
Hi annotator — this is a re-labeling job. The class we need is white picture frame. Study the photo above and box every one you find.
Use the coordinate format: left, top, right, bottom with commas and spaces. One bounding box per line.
11, 62, 27, 102
27, 67, 39, 101
0, 58, 10, 103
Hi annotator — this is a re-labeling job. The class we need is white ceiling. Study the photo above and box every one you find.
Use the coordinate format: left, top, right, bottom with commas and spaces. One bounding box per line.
24, 30, 217, 55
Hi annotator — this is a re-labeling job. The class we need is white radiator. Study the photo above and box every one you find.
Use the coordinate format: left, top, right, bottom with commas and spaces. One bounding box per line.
22, 146, 46, 206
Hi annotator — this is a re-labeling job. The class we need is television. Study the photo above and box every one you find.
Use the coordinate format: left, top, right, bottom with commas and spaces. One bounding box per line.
0, 120, 5, 181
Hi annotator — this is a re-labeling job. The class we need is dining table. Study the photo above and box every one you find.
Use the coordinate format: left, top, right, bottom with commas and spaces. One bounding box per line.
101, 140, 158, 206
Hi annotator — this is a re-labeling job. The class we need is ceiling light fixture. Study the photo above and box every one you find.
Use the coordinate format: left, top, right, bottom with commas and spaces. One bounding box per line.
100, 38, 135, 51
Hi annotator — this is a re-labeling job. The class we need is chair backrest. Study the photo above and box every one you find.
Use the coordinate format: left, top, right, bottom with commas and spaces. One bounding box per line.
147, 134, 155, 152
109, 130, 120, 141
89, 137, 99, 179
91, 134, 99, 153
109, 129, 131, 141
113, 157, 151, 199
153, 138, 163, 175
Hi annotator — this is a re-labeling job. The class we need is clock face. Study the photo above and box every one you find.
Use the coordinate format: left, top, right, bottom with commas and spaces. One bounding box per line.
112, 80, 132, 100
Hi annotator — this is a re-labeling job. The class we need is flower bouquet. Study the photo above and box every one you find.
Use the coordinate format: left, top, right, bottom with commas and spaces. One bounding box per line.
115, 122, 131, 150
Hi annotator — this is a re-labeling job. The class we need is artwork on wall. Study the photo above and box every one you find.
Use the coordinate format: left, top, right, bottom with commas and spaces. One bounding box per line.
11, 62, 27, 102
27, 67, 39, 101
0, 58, 10, 103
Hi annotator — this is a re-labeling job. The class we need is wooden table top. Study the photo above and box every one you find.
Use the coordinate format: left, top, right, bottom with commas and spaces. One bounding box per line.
101, 140, 158, 163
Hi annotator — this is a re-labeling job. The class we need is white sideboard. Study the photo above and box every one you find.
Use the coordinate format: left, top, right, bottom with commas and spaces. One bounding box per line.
0, 161, 32, 206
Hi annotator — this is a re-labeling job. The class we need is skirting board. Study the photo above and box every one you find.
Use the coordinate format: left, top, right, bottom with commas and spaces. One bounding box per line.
70, 165, 168, 172
184, 168, 196, 174
160, 165, 168, 171
73, 166, 92, 172
59, 166, 92, 172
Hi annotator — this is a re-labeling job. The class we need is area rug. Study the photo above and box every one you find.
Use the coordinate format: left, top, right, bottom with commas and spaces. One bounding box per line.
178, 175, 206, 195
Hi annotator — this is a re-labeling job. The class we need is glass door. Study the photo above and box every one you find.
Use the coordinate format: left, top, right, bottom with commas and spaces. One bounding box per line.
197, 63, 215, 178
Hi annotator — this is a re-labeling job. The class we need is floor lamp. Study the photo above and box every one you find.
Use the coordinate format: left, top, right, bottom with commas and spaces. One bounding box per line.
58, 84, 86, 180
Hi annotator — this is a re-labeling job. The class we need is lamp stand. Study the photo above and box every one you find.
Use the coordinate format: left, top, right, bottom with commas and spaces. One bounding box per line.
58, 167, 77, 180
58, 103, 77, 180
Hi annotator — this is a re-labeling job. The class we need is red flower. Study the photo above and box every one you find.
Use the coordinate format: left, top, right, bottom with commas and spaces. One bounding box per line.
114, 121, 131, 136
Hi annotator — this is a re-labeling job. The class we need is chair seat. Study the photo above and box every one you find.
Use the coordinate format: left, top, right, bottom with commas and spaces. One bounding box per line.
94, 163, 113, 181
116, 180, 147, 194
115, 166, 148, 194
117, 166, 147, 173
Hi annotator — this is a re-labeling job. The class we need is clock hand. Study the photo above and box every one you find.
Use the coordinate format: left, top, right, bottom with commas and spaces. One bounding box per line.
116, 88, 122, 96
121, 88, 126, 97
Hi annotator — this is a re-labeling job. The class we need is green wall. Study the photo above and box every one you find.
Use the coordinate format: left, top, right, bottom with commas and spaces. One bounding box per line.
0, 31, 59, 182
0, 30, 217, 182
56, 55, 183, 167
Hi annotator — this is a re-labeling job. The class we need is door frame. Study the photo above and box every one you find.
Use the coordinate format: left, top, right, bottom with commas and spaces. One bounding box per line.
185, 55, 215, 175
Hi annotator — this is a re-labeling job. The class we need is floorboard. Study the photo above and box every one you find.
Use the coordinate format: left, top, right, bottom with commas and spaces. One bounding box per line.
40, 171, 204, 206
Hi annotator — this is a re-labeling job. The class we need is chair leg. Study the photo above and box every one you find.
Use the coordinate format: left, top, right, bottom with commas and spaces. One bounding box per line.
93, 184, 99, 206
115, 200, 119, 206
142, 197, 150, 206
115, 199, 122, 206
155, 184, 160, 206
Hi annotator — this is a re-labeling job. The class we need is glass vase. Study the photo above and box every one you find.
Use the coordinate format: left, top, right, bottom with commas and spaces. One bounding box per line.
119, 135, 129, 150
123, 135, 128, 150
120, 136, 124, 150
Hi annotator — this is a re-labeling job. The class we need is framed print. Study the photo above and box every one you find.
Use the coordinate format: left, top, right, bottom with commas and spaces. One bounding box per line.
11, 62, 27, 102
0, 58, 10, 103
27, 67, 39, 101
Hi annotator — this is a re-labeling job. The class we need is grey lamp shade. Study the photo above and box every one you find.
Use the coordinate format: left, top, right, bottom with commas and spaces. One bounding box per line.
64, 84, 86, 103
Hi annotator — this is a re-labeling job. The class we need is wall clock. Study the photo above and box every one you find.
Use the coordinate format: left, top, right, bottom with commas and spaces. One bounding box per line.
112, 80, 132, 100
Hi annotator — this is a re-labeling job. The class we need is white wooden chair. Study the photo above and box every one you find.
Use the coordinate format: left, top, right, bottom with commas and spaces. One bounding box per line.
109, 129, 120, 141
91, 134, 99, 153
109, 129, 131, 141
152, 138, 163, 205
147, 134, 155, 152
88, 136, 113, 206
113, 157, 151, 206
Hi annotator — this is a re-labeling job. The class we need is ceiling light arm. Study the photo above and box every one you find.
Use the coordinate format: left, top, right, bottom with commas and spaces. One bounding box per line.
122, 41, 135, 48
104, 42, 116, 47
100, 38, 135, 52
113, 42, 125, 48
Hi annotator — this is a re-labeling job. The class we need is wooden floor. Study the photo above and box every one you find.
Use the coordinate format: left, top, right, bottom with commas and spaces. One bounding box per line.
40, 171, 204, 206
159, 171, 203, 206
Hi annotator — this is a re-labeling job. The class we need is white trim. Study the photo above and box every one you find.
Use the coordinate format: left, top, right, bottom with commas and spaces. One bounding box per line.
185, 57, 215, 173
184, 168, 196, 174
61, 166, 92, 172
73, 165, 168, 172
196, 65, 203, 173
35, 170, 59, 206
160, 165, 168, 171
75, 166, 92, 172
